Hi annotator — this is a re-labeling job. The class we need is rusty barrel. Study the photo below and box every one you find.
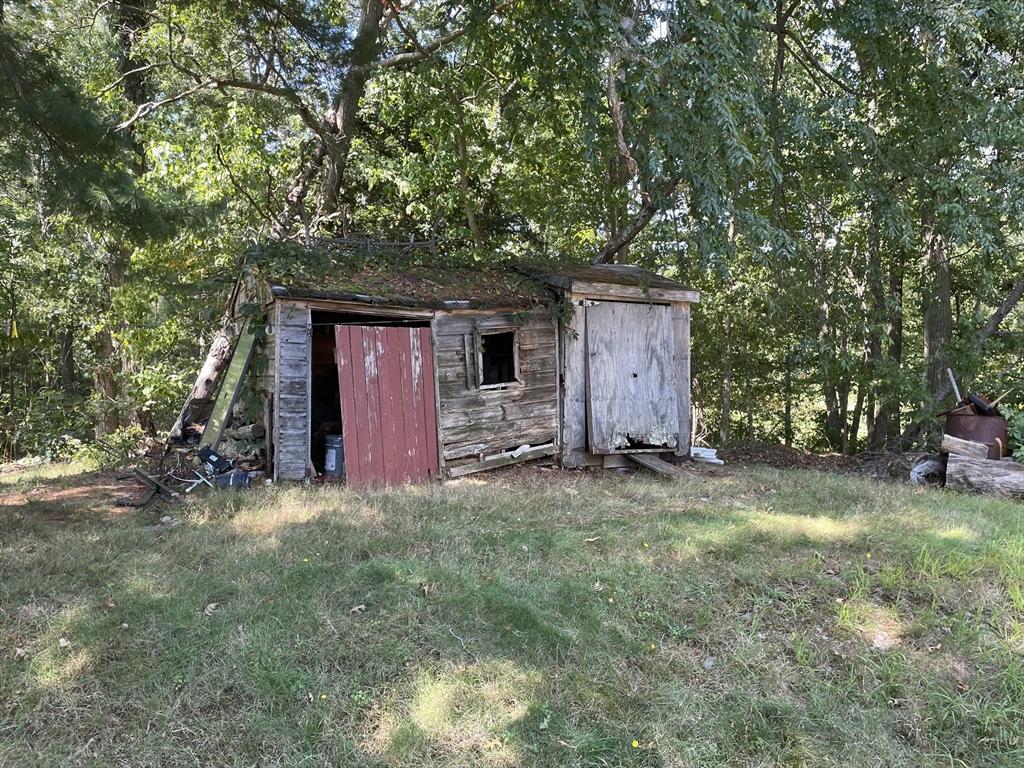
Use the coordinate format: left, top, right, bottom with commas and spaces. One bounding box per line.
944, 412, 1008, 459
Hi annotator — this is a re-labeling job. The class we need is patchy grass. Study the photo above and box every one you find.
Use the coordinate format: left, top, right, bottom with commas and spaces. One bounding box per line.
1, 463, 1023, 767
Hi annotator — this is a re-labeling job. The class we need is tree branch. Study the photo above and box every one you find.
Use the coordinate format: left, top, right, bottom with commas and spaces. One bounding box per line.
593, 178, 680, 264
374, 1, 508, 70
214, 142, 274, 225
607, 54, 640, 183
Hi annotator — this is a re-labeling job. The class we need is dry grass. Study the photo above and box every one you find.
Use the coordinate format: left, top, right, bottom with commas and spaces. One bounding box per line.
1, 462, 1023, 766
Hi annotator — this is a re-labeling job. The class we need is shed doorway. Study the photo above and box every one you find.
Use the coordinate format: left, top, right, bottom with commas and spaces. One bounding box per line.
585, 301, 679, 453
334, 325, 439, 486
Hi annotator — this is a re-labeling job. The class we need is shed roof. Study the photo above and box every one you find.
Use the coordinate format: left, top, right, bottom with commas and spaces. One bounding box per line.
248, 241, 696, 309
269, 262, 552, 309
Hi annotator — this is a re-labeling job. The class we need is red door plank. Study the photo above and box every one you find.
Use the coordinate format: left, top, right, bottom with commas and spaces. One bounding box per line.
334, 324, 439, 487
388, 327, 411, 483
418, 328, 440, 476
399, 327, 424, 481
335, 326, 359, 482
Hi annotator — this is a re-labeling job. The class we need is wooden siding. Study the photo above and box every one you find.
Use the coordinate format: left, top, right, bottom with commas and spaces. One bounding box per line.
273, 301, 310, 480
561, 297, 588, 468
335, 326, 439, 486
585, 301, 678, 453
433, 309, 559, 462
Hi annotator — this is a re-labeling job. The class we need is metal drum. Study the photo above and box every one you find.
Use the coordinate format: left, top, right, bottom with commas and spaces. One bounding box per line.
944, 413, 1008, 459
324, 434, 345, 478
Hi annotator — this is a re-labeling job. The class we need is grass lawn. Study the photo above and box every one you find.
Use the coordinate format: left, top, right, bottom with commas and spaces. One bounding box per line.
1, 462, 1023, 767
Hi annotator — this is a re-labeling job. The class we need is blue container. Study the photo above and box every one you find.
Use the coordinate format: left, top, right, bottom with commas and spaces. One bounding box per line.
324, 434, 345, 478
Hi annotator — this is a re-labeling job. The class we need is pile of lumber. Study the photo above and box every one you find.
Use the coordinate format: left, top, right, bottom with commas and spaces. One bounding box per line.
942, 433, 1024, 499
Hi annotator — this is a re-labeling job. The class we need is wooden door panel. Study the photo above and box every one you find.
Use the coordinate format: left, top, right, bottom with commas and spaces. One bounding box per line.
335, 326, 438, 486
585, 302, 678, 453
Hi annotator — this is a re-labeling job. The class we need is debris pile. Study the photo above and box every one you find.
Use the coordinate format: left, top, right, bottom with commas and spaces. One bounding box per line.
912, 369, 1022, 498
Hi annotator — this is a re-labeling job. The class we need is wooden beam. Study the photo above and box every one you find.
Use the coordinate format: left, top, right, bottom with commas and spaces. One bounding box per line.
571, 282, 699, 304
941, 433, 990, 459
672, 301, 692, 458
447, 443, 556, 478
946, 454, 1024, 498
199, 318, 256, 450
627, 453, 685, 479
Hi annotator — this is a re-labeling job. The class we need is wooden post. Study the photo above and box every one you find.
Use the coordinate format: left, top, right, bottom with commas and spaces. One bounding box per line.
561, 295, 588, 468
672, 301, 691, 458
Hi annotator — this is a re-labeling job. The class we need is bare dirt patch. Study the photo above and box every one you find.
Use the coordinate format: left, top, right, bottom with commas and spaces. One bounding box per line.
0, 465, 146, 523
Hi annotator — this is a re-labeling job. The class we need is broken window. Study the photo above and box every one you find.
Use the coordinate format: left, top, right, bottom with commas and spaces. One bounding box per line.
478, 330, 519, 387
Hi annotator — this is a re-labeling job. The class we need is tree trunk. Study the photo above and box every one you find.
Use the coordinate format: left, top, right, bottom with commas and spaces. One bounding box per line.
922, 223, 952, 401
720, 317, 731, 447
870, 259, 904, 448
93, 1, 150, 436
784, 350, 793, 447
745, 377, 754, 441
768, 0, 787, 227
454, 114, 484, 248
92, 328, 121, 437
899, 271, 1024, 446
318, 0, 386, 219
168, 322, 239, 443
59, 327, 77, 394
848, 384, 864, 454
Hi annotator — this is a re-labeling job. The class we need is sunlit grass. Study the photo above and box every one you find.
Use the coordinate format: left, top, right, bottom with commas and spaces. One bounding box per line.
1, 463, 1023, 766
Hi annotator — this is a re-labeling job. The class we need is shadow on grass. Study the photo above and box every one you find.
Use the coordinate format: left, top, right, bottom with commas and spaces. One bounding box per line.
2, 467, 1023, 766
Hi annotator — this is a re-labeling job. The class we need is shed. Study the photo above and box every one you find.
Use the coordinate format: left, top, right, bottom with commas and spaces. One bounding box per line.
216, 246, 698, 485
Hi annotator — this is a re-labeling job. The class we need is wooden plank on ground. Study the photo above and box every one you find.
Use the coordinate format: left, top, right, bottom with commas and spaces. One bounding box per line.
941, 433, 990, 459
946, 454, 1024, 498
627, 453, 685, 479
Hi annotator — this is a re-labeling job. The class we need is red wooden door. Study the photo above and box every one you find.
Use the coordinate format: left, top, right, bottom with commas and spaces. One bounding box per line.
334, 325, 439, 486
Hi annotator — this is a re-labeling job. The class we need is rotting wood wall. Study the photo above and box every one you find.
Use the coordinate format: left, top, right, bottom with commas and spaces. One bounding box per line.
274, 301, 311, 480
561, 293, 693, 467
432, 308, 559, 467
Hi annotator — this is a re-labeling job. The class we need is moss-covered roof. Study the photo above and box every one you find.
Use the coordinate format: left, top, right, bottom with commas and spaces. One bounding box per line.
244, 241, 693, 309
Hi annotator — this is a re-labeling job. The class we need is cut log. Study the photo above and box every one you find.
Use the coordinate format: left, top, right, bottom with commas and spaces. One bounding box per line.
945, 454, 1024, 498
941, 433, 990, 459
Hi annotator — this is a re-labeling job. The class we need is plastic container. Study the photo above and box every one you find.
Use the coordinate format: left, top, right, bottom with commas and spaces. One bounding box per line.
324, 434, 345, 478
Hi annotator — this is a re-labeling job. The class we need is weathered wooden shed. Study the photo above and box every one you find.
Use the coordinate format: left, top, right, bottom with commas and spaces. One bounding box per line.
231, 250, 698, 485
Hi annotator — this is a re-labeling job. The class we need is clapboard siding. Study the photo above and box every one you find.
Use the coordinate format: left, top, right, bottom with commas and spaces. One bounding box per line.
433, 308, 559, 462
273, 301, 310, 480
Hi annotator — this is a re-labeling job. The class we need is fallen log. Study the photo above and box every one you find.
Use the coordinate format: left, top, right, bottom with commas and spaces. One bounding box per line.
945, 454, 1024, 499
941, 433, 990, 459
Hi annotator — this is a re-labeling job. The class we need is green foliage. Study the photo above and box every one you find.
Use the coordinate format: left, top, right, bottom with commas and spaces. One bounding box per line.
3, 0, 1024, 457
